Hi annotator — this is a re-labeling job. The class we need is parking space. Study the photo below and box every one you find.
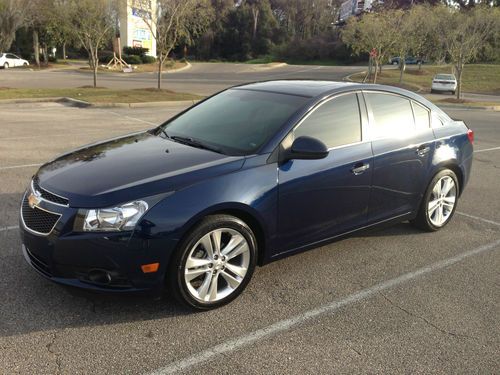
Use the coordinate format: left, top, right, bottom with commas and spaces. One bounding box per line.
0, 104, 498, 374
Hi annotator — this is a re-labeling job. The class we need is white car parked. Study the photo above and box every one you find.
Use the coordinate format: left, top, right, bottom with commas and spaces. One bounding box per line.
431, 74, 457, 95
0, 53, 29, 69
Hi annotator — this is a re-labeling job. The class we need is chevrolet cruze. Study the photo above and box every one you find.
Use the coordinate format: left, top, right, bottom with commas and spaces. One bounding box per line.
20, 81, 473, 310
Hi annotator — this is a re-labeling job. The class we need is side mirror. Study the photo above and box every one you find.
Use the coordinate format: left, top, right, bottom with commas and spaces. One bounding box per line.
287, 136, 329, 161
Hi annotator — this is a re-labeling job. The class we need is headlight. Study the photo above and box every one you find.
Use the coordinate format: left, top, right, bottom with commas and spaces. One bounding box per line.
83, 200, 149, 232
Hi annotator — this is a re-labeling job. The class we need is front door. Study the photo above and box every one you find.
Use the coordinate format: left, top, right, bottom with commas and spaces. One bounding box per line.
276, 93, 373, 255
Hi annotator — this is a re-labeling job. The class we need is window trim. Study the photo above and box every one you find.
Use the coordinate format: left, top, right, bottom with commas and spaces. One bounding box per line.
410, 100, 431, 131
290, 91, 367, 151
362, 90, 419, 141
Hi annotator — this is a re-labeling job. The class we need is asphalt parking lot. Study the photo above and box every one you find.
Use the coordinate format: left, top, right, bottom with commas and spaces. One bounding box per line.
0, 102, 499, 374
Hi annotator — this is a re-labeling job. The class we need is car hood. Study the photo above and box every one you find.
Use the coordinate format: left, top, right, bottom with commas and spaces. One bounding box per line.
36, 132, 244, 208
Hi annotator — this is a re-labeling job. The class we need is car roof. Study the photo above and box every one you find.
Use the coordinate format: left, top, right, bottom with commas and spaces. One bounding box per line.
233, 80, 360, 98
233, 79, 433, 105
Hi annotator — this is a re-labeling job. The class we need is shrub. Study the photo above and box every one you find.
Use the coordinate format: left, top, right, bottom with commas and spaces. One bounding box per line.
123, 46, 149, 56
123, 54, 142, 65
141, 55, 156, 64
98, 50, 114, 64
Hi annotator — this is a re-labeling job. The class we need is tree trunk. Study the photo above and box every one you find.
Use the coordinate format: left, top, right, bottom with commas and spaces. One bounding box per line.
373, 60, 379, 83
252, 7, 259, 40
33, 29, 40, 68
42, 44, 49, 66
456, 63, 463, 100
399, 58, 405, 84
157, 54, 163, 90
62, 42, 66, 60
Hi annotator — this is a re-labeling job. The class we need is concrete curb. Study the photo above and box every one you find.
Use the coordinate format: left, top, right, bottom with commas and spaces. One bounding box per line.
165, 61, 192, 74
0, 97, 200, 109
436, 104, 500, 111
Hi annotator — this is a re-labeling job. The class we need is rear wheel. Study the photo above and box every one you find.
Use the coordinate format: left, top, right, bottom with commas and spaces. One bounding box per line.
3, 62, 9, 69
411, 169, 459, 231
168, 215, 257, 310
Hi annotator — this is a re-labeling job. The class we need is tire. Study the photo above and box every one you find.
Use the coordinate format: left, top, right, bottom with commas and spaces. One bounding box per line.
451, 91, 455, 95
167, 214, 257, 310
23, 62, 28, 66
411, 169, 459, 232
3, 62, 9, 69
430, 89, 435, 94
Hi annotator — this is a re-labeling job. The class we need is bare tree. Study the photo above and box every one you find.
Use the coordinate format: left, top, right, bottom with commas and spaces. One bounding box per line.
432, 6, 499, 99
68, 0, 116, 88
137, 0, 212, 90
342, 10, 400, 83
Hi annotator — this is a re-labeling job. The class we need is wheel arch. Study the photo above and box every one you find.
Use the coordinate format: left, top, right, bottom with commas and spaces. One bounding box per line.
429, 162, 464, 197
177, 203, 269, 266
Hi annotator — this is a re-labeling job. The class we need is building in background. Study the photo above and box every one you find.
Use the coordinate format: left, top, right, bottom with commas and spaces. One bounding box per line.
338, 0, 375, 23
118, 0, 157, 56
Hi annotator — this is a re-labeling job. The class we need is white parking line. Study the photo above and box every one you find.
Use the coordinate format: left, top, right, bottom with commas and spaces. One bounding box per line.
0, 225, 19, 232
456, 211, 500, 226
475, 146, 500, 153
97, 109, 158, 126
0, 163, 42, 171
149, 238, 500, 375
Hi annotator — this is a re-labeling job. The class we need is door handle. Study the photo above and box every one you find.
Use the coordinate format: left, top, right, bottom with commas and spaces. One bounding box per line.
416, 144, 431, 157
351, 162, 370, 175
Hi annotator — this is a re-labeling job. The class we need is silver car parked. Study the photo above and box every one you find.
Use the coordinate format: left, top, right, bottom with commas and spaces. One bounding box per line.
431, 74, 457, 95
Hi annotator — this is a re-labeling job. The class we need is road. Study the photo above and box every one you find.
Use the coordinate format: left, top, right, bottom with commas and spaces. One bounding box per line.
0, 62, 364, 96
0, 102, 499, 374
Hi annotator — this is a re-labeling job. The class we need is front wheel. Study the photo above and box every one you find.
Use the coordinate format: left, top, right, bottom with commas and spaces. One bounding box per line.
3, 62, 9, 69
168, 215, 257, 310
411, 169, 459, 231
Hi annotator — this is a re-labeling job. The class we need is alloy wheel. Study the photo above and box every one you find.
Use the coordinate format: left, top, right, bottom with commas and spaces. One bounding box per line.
427, 175, 457, 227
184, 228, 251, 302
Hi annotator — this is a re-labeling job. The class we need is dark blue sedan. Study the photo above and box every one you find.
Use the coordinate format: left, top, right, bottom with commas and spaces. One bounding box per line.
20, 81, 474, 309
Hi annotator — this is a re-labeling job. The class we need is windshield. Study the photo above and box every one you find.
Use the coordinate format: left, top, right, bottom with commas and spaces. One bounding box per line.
435, 74, 455, 80
161, 89, 308, 155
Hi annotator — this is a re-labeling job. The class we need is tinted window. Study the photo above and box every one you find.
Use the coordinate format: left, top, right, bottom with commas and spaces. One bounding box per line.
294, 93, 361, 148
367, 93, 414, 138
163, 89, 307, 155
412, 101, 430, 131
6, 54, 17, 58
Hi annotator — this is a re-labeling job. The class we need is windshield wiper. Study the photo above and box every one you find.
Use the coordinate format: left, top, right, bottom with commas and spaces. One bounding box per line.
171, 135, 223, 154
157, 127, 170, 139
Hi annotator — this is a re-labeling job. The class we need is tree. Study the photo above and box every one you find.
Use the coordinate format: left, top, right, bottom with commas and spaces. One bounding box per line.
67, 0, 116, 88
432, 6, 499, 99
341, 11, 400, 83
0, 0, 31, 52
137, 0, 213, 90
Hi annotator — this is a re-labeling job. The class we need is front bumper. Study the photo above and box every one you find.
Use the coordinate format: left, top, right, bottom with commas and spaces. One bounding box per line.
19, 192, 172, 294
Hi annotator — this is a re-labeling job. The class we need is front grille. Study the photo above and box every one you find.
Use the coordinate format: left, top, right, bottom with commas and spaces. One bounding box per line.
21, 195, 61, 235
25, 247, 52, 277
33, 177, 69, 206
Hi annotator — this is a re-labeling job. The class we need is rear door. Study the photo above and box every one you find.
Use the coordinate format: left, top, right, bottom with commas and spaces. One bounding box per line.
276, 92, 373, 253
364, 91, 435, 223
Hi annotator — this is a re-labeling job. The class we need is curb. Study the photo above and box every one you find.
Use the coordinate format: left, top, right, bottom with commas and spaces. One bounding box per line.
436, 104, 500, 111
165, 61, 192, 74
0, 97, 200, 109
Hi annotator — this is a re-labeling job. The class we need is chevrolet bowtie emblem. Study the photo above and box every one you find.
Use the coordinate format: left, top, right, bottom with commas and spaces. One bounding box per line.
28, 191, 42, 209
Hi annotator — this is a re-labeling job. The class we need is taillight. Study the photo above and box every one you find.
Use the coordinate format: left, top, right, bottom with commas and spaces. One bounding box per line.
467, 129, 474, 144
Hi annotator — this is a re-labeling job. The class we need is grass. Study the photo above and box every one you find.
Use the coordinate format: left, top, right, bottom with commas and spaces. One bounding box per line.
349, 64, 500, 94
244, 54, 346, 66
0, 87, 202, 104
